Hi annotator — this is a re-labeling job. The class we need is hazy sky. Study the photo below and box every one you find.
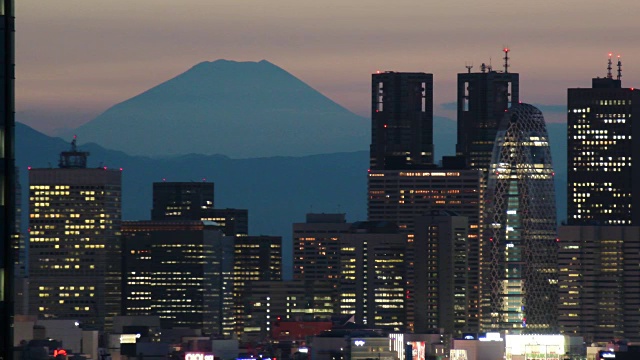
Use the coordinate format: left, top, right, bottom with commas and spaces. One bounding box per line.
17, 0, 640, 134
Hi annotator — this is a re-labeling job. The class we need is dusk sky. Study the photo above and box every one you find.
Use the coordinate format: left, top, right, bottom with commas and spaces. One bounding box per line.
18, 0, 640, 135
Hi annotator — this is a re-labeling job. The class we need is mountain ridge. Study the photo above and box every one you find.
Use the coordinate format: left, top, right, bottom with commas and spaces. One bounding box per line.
73, 59, 370, 158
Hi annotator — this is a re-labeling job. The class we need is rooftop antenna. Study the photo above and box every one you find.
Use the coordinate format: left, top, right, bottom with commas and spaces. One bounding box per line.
617, 55, 622, 81
481, 63, 486, 73
607, 53, 613, 79
488, 57, 493, 72
465, 62, 473, 73
503, 47, 510, 73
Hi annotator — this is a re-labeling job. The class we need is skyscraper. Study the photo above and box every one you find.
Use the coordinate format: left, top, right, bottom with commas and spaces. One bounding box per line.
558, 225, 640, 342
0, 1, 15, 358
29, 141, 122, 331
122, 221, 234, 336
370, 72, 434, 170
152, 181, 248, 236
483, 103, 558, 333
338, 221, 407, 331
413, 212, 469, 336
456, 52, 519, 172
233, 235, 282, 337
367, 163, 483, 331
567, 57, 640, 225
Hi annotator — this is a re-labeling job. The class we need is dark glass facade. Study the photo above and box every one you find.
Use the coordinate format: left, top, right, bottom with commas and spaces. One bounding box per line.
370, 72, 434, 170
456, 70, 519, 172
0, 0, 13, 358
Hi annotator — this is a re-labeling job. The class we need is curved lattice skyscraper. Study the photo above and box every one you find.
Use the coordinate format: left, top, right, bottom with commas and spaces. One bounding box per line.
483, 103, 558, 333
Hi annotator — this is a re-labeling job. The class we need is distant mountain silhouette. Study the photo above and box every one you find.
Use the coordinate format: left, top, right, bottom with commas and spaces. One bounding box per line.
73, 59, 370, 158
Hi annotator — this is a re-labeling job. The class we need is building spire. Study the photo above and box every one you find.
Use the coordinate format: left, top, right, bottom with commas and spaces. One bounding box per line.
503, 47, 510, 73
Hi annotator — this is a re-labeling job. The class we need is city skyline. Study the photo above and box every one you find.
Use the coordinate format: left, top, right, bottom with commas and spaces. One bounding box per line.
18, 0, 640, 135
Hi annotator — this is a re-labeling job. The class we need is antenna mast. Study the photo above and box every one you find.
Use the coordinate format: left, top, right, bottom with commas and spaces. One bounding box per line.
617, 55, 622, 81
503, 47, 510, 73
465, 62, 473, 73
607, 53, 613, 79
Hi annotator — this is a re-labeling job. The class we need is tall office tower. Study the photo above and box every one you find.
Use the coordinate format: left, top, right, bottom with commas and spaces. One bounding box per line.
367, 161, 483, 331
567, 58, 640, 225
122, 221, 234, 336
414, 212, 469, 336
483, 103, 558, 333
0, 1, 15, 358
557, 226, 640, 342
152, 181, 248, 236
28, 141, 122, 331
233, 236, 282, 337
14, 168, 27, 316
293, 213, 350, 282
151, 181, 214, 219
456, 51, 519, 171
338, 221, 407, 332
370, 72, 434, 170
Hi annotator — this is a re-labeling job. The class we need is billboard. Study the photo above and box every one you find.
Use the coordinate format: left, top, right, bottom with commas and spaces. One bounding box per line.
409, 342, 425, 360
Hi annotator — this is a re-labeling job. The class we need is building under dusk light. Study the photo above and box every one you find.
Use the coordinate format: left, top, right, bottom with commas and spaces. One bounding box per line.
567, 57, 640, 225
483, 103, 558, 333
28, 141, 122, 332
370, 71, 434, 170
456, 50, 519, 173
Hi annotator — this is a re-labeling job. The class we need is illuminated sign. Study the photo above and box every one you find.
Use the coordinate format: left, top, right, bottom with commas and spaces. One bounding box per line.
185, 353, 214, 360
119, 334, 140, 344
298, 348, 308, 354
409, 342, 425, 360
354, 340, 365, 347
599, 351, 616, 359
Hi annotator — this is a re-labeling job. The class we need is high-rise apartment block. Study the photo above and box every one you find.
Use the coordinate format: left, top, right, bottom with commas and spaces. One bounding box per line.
121, 221, 235, 336
484, 103, 558, 333
370, 72, 434, 170
558, 225, 640, 342
567, 62, 640, 225
456, 57, 519, 172
28, 142, 122, 331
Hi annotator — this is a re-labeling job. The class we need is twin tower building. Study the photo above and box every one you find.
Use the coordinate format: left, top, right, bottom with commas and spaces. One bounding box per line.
368, 52, 558, 334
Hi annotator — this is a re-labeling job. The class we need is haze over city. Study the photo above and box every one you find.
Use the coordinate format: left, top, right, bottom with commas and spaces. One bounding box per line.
18, 0, 640, 134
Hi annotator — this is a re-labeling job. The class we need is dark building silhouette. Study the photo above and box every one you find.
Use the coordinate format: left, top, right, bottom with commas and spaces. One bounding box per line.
28, 141, 122, 332
151, 181, 248, 236
567, 57, 640, 225
151, 182, 215, 219
456, 52, 519, 172
0, 1, 15, 358
370, 72, 434, 170
122, 221, 235, 336
414, 212, 469, 337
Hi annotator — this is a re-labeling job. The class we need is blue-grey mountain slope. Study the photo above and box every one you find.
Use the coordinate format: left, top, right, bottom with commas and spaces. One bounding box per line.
73, 60, 369, 158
